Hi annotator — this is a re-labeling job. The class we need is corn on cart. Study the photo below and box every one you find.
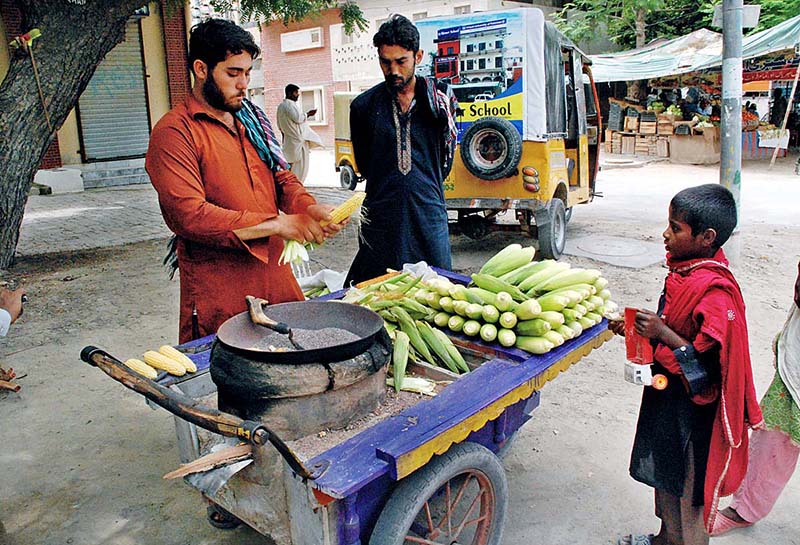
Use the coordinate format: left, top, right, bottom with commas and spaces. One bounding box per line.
81, 268, 612, 545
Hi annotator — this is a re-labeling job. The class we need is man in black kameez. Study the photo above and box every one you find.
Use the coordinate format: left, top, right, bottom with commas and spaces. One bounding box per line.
346, 15, 458, 285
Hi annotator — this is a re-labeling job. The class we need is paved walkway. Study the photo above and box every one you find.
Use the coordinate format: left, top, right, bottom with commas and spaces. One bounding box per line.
17, 162, 351, 258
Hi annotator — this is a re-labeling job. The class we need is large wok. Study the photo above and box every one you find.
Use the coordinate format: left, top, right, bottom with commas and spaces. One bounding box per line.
215, 300, 387, 364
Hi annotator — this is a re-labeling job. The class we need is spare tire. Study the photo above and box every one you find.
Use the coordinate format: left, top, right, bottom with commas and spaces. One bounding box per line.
460, 117, 522, 180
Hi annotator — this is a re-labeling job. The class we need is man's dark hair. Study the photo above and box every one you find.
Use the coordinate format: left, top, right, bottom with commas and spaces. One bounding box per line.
670, 184, 737, 248
373, 14, 420, 52
189, 19, 260, 74
285, 84, 300, 97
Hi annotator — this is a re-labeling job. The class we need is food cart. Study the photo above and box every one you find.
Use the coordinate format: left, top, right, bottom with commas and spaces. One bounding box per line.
80, 268, 612, 545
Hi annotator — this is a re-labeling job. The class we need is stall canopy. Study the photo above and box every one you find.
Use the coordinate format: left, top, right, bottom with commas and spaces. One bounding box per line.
590, 13, 800, 83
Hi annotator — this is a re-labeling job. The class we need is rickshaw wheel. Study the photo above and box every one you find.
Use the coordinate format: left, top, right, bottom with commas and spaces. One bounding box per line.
537, 199, 566, 260
339, 164, 358, 190
369, 442, 507, 545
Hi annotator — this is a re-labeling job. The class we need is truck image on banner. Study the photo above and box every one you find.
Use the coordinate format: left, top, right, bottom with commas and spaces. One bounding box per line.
334, 8, 602, 259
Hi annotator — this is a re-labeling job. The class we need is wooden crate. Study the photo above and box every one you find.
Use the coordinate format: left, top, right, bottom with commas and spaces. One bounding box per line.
622, 136, 635, 155
657, 137, 670, 157
657, 121, 674, 135
623, 116, 639, 132
640, 121, 657, 135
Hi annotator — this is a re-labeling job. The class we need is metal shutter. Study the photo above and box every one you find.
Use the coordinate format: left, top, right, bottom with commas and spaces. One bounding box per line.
78, 20, 150, 161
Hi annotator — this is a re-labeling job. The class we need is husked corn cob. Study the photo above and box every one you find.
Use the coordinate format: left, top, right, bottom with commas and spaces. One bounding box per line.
322, 191, 366, 226
124, 358, 158, 380
143, 350, 186, 376
158, 345, 197, 373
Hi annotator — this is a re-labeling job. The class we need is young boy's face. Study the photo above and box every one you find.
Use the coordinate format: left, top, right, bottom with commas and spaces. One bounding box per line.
663, 206, 714, 260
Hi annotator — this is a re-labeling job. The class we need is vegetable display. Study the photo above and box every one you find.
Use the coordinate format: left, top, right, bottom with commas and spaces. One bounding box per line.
345, 244, 619, 388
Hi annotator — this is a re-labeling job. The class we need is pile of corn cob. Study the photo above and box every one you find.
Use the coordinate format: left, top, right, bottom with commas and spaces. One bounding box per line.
280, 191, 367, 266
124, 346, 198, 379
452, 243, 618, 354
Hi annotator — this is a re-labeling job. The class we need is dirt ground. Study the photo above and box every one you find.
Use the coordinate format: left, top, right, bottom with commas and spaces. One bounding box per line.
1, 158, 799, 545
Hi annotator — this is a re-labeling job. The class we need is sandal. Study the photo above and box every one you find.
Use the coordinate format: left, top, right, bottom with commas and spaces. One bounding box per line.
710, 511, 752, 536
207, 504, 242, 530
618, 534, 654, 545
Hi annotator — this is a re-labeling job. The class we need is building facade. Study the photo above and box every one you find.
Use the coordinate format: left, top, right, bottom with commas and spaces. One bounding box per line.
0, 1, 192, 190
259, 0, 565, 147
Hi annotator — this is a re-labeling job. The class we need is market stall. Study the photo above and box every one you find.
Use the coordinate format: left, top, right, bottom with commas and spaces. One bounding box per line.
591, 14, 800, 163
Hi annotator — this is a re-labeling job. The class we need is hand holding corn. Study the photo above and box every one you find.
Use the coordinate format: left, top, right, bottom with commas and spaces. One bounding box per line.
281, 192, 366, 266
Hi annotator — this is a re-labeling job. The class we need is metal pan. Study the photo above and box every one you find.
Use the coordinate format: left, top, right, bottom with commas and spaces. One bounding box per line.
215, 300, 386, 364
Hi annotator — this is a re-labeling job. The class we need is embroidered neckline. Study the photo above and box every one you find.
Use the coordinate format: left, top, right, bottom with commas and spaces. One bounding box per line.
391, 98, 415, 175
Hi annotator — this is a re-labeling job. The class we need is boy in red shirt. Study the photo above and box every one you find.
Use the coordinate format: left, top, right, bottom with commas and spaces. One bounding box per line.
619, 184, 763, 545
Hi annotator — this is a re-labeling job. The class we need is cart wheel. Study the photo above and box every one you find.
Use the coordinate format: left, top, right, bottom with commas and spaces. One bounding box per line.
369, 442, 507, 545
340, 164, 358, 190
537, 199, 567, 260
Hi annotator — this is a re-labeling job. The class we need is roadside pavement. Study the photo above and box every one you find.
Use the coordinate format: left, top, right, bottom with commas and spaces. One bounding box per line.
16, 149, 346, 258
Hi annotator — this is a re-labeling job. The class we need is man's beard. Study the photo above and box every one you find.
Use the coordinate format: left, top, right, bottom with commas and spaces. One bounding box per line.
203, 74, 244, 112
385, 66, 415, 93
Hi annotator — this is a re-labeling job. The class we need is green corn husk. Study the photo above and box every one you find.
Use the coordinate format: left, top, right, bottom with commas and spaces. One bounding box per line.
499, 311, 518, 330
497, 328, 517, 348
543, 330, 565, 347
392, 331, 410, 392
514, 299, 543, 320
481, 304, 500, 324
471, 274, 529, 302
539, 310, 566, 328
462, 320, 482, 337
518, 262, 571, 292
494, 291, 516, 312
515, 318, 551, 337
528, 269, 602, 296
448, 314, 466, 333
556, 324, 577, 340
391, 308, 434, 363
480, 323, 498, 343
434, 312, 451, 328
430, 327, 469, 373
515, 336, 555, 355
480, 244, 529, 277
417, 320, 460, 373
499, 259, 555, 285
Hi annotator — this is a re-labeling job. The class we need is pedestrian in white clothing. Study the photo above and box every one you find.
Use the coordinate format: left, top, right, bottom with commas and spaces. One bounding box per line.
0, 286, 25, 338
276, 84, 316, 182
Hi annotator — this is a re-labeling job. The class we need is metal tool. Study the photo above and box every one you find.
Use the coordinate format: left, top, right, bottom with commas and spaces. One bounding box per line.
245, 296, 304, 350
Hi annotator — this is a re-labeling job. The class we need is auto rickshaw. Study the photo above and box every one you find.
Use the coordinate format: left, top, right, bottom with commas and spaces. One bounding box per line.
334, 8, 601, 259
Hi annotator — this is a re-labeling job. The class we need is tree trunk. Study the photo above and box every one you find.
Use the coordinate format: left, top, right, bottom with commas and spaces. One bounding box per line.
0, 0, 146, 269
629, 8, 648, 103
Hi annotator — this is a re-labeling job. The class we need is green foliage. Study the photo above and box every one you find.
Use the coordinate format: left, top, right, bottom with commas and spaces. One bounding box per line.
555, 0, 798, 50
749, 0, 800, 33
210, 0, 368, 33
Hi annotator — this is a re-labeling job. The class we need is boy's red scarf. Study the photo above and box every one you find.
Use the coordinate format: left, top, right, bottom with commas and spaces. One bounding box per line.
662, 248, 763, 532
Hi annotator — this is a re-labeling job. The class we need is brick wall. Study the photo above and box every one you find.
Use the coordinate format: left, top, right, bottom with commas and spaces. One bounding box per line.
261, 9, 342, 147
2, 1, 62, 169
161, 1, 190, 108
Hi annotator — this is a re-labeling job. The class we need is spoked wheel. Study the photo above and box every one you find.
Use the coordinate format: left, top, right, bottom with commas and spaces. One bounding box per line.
369, 442, 507, 545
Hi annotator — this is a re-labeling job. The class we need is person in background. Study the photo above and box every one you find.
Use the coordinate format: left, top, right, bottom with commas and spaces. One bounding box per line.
769, 88, 788, 127
618, 184, 763, 545
345, 14, 458, 285
711, 261, 800, 536
146, 19, 343, 344
276, 83, 317, 182
0, 286, 25, 338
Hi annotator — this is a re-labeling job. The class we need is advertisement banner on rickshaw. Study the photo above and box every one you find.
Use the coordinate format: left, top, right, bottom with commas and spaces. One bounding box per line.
415, 10, 546, 142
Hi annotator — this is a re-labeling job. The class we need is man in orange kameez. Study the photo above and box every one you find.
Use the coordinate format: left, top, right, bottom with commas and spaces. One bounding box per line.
146, 19, 342, 343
